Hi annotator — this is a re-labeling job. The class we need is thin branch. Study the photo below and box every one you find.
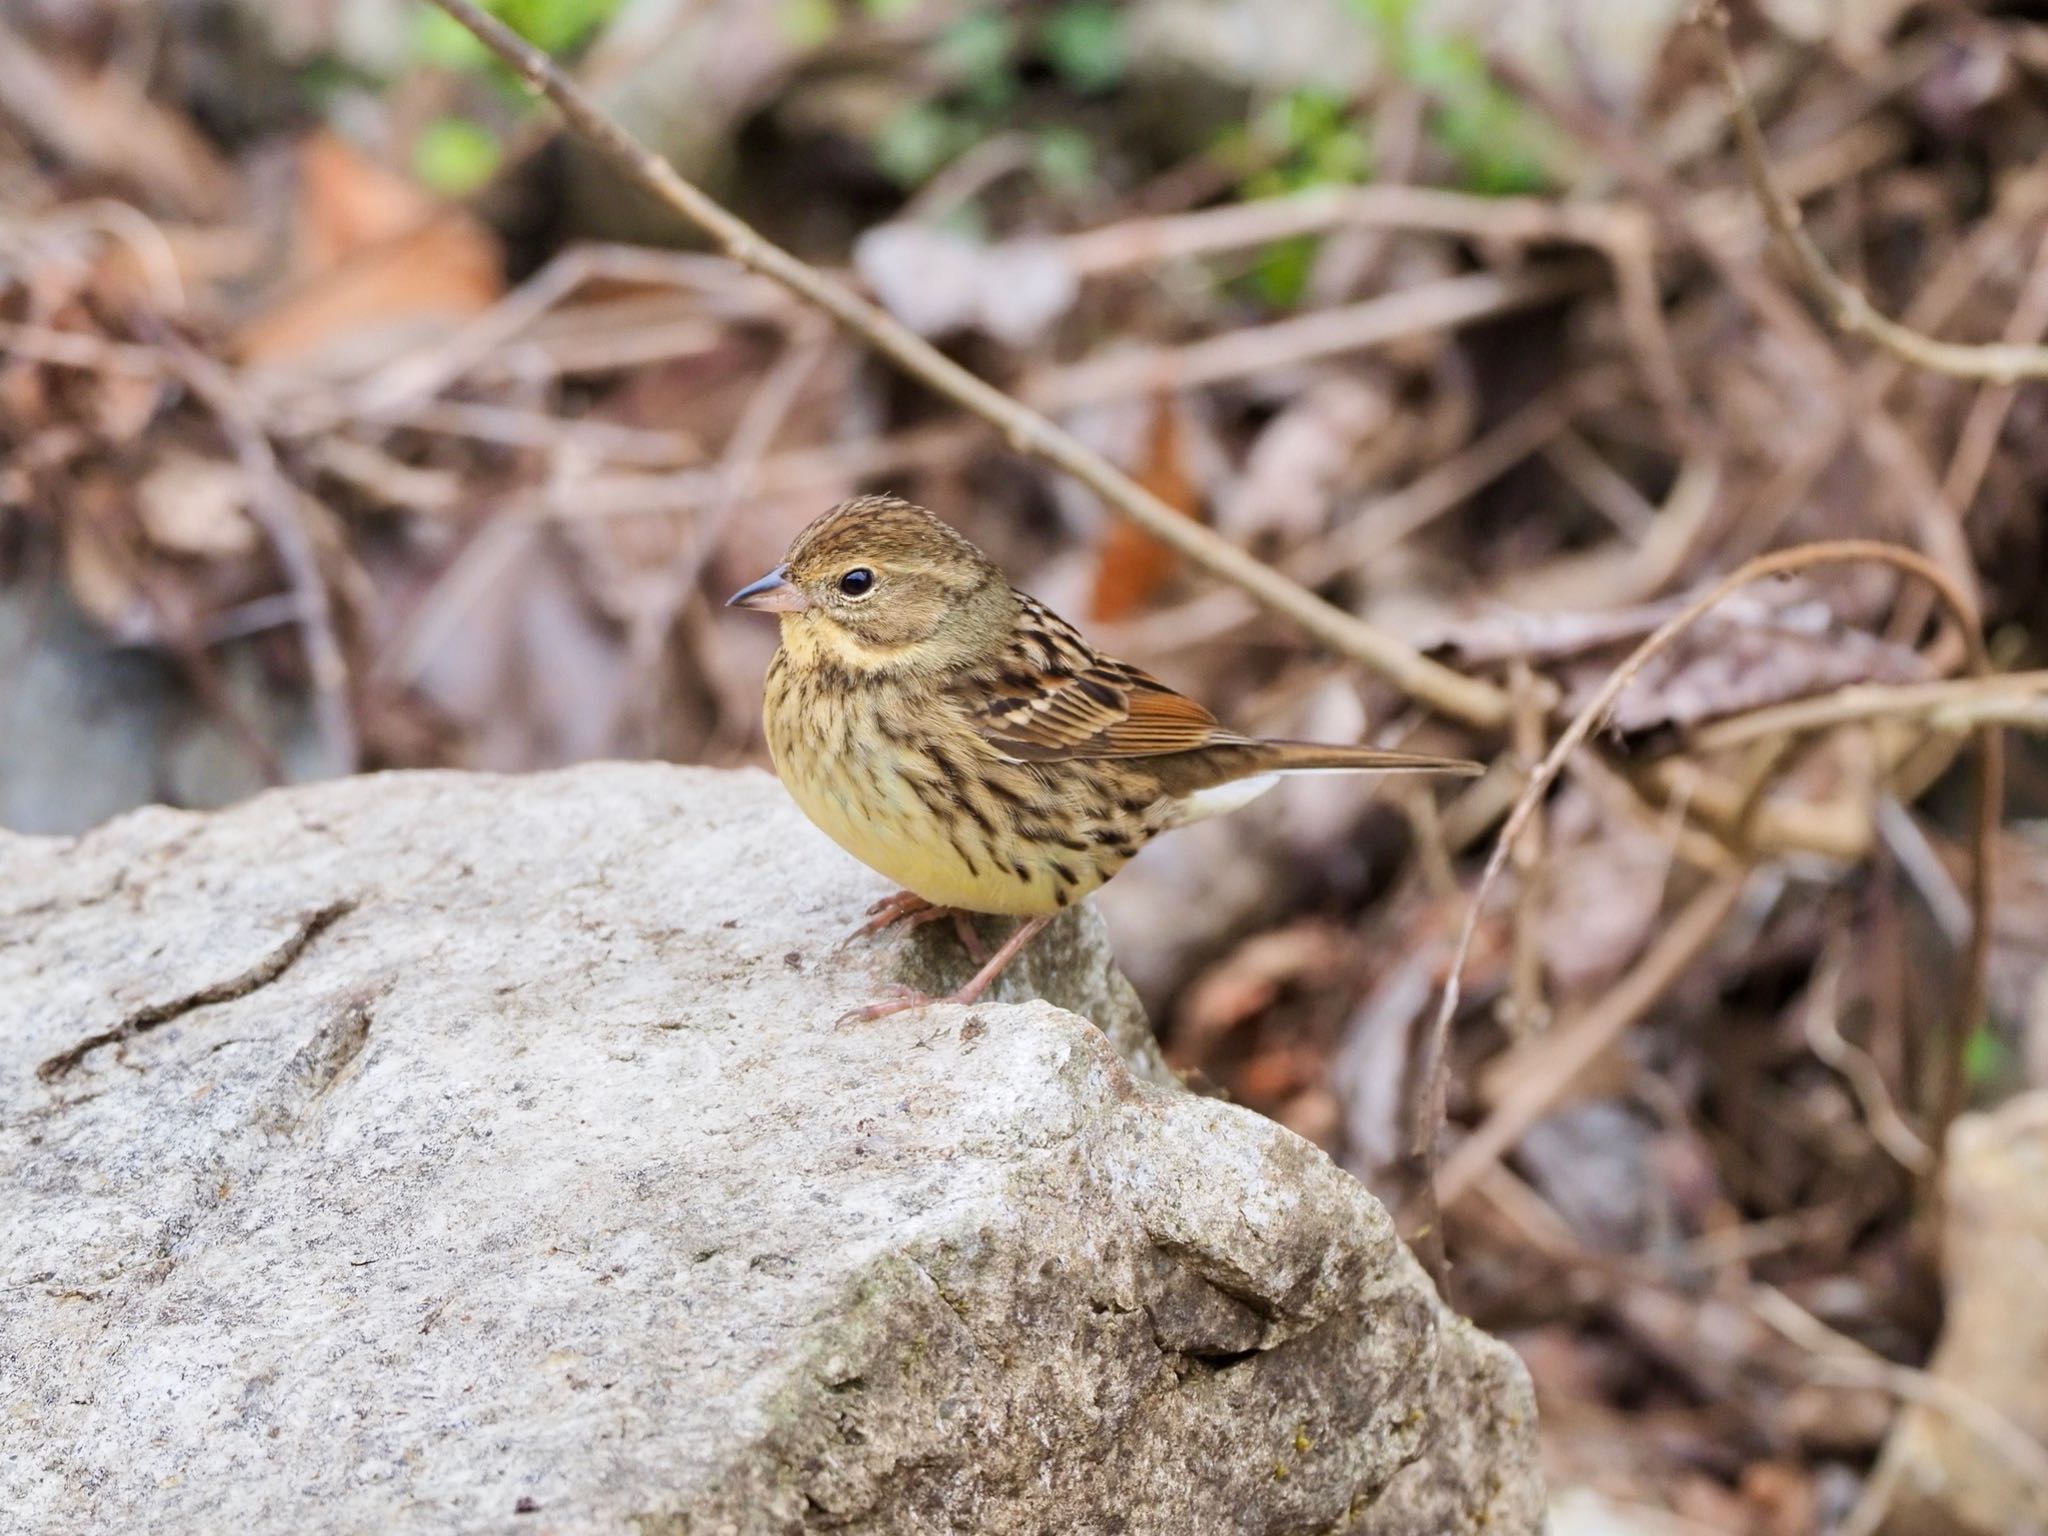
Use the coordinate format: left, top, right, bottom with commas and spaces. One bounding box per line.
1503, 660, 1551, 1039
160, 334, 358, 774
1702, 2, 2048, 383
1024, 265, 1595, 411
0, 318, 163, 374
1748, 1283, 2048, 1505
1798, 938, 1935, 1178
1415, 541, 2001, 1254
1055, 182, 1643, 274
1437, 870, 1749, 1208
1692, 670, 2048, 751
1481, 1163, 2048, 1520
1501, 48, 1981, 611
421, 0, 1512, 730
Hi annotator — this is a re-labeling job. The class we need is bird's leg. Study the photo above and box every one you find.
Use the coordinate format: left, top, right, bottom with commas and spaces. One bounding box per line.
944, 913, 1050, 1004
836, 914, 1054, 1026
949, 910, 988, 964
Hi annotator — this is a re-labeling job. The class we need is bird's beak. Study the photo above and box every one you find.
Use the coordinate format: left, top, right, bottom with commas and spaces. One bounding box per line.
725, 565, 810, 613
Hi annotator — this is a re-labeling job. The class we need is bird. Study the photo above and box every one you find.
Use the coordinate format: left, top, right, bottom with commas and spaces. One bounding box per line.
727, 494, 1480, 1023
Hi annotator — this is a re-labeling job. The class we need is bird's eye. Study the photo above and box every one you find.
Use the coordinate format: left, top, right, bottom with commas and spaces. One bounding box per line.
837, 568, 875, 597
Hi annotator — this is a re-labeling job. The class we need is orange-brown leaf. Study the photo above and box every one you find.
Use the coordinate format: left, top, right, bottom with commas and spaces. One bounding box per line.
1088, 392, 1200, 622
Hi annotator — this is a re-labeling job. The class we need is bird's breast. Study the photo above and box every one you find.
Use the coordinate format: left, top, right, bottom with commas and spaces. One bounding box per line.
762, 653, 1151, 917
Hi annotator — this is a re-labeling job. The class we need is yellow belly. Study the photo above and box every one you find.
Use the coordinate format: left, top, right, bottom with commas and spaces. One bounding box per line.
764, 659, 1106, 917
783, 761, 1061, 915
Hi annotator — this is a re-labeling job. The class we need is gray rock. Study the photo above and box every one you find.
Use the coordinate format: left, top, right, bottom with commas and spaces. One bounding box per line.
1874, 1093, 2048, 1536
0, 763, 1541, 1534
0, 580, 338, 836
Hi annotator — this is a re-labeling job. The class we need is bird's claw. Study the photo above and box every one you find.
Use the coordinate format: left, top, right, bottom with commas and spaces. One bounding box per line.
845, 891, 935, 944
834, 984, 938, 1027
844, 891, 987, 962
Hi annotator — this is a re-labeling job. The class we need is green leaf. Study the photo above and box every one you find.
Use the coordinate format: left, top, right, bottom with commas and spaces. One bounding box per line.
1964, 1022, 2013, 1090
777, 0, 839, 48
938, 11, 1018, 86
1248, 237, 1317, 308
873, 102, 967, 186
413, 116, 502, 196
1308, 124, 1372, 183
1041, 3, 1127, 93
1032, 125, 1097, 193
413, 8, 492, 70
860, 0, 920, 16
412, 0, 624, 79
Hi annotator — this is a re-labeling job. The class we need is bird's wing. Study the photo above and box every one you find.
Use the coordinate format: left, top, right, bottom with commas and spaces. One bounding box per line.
953, 595, 1239, 761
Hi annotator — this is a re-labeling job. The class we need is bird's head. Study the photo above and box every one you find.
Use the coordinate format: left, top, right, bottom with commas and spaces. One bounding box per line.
726, 495, 1014, 672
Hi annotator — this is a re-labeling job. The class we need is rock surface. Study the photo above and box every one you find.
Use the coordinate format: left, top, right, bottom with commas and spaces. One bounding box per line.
0, 764, 1541, 1534
1875, 1092, 2048, 1536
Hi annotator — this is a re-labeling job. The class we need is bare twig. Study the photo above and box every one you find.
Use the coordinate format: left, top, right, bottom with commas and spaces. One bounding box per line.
1313, 371, 1624, 573
3, 199, 188, 312
1416, 542, 2001, 1252
1692, 671, 2048, 751
1503, 660, 1550, 1038
1438, 870, 1749, 1208
526, 421, 983, 522
1024, 265, 1596, 411
1798, 938, 1935, 1177
1941, 228, 2048, 511
1479, 1164, 2048, 1517
617, 319, 833, 751
160, 336, 358, 773
1503, 48, 1980, 610
336, 242, 788, 424
421, 0, 1512, 730
387, 398, 702, 467
1050, 184, 1688, 436
1702, 2, 2048, 383
0, 319, 163, 375
1056, 182, 1643, 274
1749, 1283, 2048, 1505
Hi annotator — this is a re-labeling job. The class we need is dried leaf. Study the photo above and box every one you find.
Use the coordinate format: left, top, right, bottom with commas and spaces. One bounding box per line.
1595, 608, 1931, 737
1088, 393, 1198, 622
853, 224, 1078, 347
135, 451, 259, 560
1221, 377, 1391, 545
1175, 920, 1349, 1055
1537, 791, 1673, 997
1421, 585, 1933, 736
1416, 594, 1775, 667
234, 133, 503, 374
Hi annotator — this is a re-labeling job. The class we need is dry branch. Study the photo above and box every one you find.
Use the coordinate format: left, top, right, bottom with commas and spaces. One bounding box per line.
1694, 671, 2048, 751
161, 334, 358, 774
1703, 2, 2048, 384
420, 0, 1512, 730
1413, 541, 2003, 1261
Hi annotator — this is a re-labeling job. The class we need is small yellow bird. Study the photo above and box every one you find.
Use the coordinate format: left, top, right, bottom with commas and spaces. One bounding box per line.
728, 495, 1479, 1021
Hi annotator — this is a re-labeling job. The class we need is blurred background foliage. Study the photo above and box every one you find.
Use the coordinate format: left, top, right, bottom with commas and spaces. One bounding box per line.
7, 3, 2048, 1532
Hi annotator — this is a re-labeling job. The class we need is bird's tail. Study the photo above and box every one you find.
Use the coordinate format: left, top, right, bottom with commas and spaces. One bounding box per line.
1153, 738, 1481, 826
1241, 739, 1484, 777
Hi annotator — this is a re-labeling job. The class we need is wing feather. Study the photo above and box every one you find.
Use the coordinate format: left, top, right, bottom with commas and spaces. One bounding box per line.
955, 596, 1236, 761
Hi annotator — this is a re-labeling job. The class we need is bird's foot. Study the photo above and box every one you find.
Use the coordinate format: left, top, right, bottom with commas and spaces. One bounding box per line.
835, 984, 942, 1027
845, 891, 988, 962
833, 913, 1053, 1027
848, 890, 934, 940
